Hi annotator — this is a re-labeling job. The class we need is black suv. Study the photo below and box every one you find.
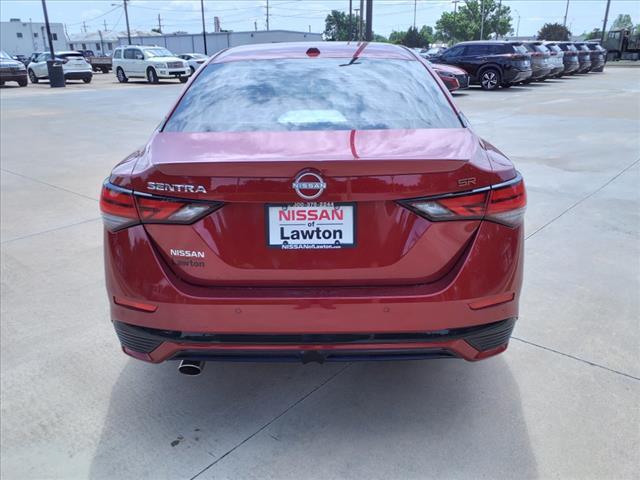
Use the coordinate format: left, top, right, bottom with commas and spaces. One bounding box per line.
432, 41, 532, 90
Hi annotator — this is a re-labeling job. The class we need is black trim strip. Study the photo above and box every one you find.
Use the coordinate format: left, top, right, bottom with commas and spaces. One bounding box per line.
113, 318, 516, 352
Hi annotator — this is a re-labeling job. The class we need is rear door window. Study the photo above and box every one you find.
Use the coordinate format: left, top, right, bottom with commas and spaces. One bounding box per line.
113, 49, 122, 59
123, 48, 137, 59
442, 45, 465, 58
164, 58, 462, 133
464, 44, 490, 56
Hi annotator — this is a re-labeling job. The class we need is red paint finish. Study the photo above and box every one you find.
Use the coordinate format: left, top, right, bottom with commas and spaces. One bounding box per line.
102, 42, 525, 364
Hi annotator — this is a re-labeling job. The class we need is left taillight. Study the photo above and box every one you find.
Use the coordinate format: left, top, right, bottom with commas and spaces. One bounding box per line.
100, 182, 139, 232
399, 173, 526, 227
100, 181, 223, 232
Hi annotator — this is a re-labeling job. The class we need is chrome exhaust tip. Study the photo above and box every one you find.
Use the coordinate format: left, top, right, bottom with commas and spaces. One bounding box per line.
178, 360, 205, 376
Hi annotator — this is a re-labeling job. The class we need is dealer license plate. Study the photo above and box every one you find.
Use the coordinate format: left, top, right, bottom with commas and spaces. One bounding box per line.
267, 203, 356, 249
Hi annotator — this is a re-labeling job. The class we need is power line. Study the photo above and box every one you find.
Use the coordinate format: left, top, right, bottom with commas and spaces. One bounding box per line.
67, 5, 121, 26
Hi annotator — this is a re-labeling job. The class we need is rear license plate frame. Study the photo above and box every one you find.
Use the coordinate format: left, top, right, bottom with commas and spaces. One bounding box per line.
265, 202, 357, 250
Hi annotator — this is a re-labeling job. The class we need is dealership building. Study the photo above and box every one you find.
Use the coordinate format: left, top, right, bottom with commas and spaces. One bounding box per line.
0, 18, 67, 55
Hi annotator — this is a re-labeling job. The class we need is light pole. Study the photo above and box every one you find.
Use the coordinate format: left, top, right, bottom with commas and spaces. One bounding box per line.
600, 0, 611, 43
413, 0, 417, 29
563, 0, 570, 27
41, 0, 65, 87
479, 0, 485, 39
200, 0, 208, 54
514, 9, 520, 37
365, 0, 373, 41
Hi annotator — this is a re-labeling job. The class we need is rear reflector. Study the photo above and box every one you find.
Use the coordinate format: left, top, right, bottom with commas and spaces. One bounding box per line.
100, 180, 223, 232
399, 173, 526, 227
114, 296, 158, 312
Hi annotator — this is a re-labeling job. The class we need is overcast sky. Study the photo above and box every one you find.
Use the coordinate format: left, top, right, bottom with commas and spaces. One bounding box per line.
1, 0, 638, 38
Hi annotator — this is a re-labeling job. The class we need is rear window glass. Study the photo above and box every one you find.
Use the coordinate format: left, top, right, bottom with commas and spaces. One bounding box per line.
546, 45, 562, 53
533, 44, 549, 53
113, 49, 122, 58
512, 44, 529, 54
58, 53, 83, 59
164, 58, 462, 133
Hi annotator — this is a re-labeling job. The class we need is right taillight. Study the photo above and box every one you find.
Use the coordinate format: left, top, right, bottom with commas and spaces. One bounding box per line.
485, 176, 527, 226
99, 181, 223, 232
399, 174, 526, 228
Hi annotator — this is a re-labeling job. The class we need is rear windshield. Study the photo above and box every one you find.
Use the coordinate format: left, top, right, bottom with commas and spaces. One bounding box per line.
164, 58, 461, 133
546, 44, 562, 53
511, 44, 529, 54
533, 44, 549, 53
58, 53, 83, 59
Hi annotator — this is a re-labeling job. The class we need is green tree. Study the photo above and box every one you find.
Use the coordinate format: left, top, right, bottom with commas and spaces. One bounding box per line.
611, 14, 633, 30
388, 26, 432, 47
583, 28, 602, 40
435, 0, 512, 43
323, 10, 361, 41
419, 25, 434, 45
537, 22, 571, 41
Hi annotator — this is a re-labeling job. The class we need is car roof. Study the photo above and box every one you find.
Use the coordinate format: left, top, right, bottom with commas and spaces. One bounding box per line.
214, 42, 416, 62
455, 40, 510, 45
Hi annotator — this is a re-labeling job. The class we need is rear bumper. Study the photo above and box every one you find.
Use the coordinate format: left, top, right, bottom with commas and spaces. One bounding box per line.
563, 62, 579, 73
105, 220, 524, 363
0, 72, 27, 82
577, 61, 592, 73
503, 68, 532, 84
64, 71, 92, 80
531, 66, 551, 80
114, 317, 517, 363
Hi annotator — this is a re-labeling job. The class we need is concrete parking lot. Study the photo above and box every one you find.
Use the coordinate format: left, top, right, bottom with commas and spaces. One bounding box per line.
1, 68, 639, 479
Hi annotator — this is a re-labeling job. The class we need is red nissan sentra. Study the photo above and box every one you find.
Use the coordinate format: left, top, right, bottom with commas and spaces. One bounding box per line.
100, 42, 525, 374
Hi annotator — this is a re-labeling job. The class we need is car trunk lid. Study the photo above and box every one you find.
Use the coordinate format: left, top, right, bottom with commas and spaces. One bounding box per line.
127, 129, 503, 287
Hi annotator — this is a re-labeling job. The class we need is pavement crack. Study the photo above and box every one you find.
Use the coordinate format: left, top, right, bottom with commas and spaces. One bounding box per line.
512, 336, 639, 381
1, 168, 99, 202
189, 363, 352, 480
1, 217, 101, 244
525, 158, 640, 240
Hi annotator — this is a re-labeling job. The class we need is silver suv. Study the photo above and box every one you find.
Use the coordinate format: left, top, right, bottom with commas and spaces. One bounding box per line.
112, 46, 190, 84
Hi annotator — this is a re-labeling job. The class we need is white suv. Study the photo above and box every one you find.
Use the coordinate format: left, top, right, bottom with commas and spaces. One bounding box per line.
112, 46, 190, 84
28, 51, 93, 84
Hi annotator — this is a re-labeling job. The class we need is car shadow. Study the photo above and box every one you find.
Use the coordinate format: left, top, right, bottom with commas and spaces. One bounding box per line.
89, 356, 537, 478
111, 80, 184, 86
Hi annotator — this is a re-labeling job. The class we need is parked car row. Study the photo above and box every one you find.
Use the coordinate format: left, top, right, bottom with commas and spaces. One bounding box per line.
428, 40, 606, 91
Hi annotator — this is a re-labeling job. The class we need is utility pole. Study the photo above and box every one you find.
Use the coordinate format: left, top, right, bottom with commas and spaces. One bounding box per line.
354, 8, 360, 40
563, 0, 570, 27
254, 20, 258, 31
103, 19, 108, 30
266, 0, 270, 31
349, 0, 353, 41
365, 0, 372, 41
515, 9, 520, 37
496, 0, 502, 39
157, 14, 162, 33
200, 0, 207, 54
98, 29, 104, 54
358, 0, 364, 40
124, 0, 131, 44
451, 0, 459, 44
82, 21, 87, 33
600, 0, 611, 43
413, 0, 417, 29
479, 0, 484, 39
